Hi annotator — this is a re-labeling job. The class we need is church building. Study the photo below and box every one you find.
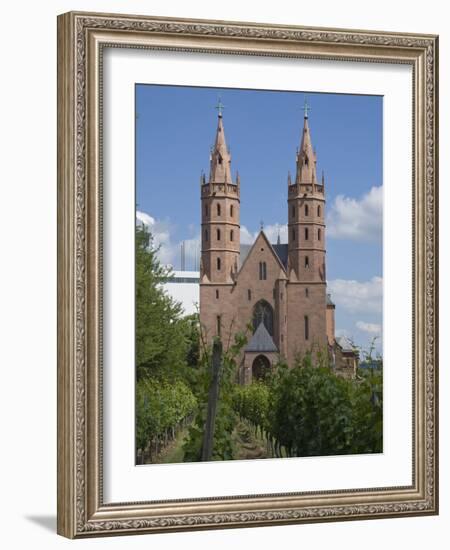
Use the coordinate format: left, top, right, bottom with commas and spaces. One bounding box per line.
199, 103, 357, 382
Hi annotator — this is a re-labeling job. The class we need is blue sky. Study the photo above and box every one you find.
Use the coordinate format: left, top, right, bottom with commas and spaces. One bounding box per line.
136, 84, 383, 356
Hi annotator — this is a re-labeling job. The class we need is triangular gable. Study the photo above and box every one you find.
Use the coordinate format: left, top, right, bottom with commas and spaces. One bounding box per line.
238, 230, 287, 278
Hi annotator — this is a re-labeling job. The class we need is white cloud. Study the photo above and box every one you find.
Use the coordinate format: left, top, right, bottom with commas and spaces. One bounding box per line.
335, 328, 351, 339
136, 211, 155, 227
356, 321, 382, 335
137, 210, 200, 270
327, 185, 382, 242
241, 223, 288, 245
328, 276, 382, 314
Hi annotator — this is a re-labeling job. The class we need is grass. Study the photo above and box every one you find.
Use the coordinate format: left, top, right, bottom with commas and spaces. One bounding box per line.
153, 426, 189, 464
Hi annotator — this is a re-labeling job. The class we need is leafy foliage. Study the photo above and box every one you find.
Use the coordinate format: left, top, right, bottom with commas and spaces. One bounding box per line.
183, 332, 248, 462
136, 378, 197, 462
135, 225, 200, 461
135, 226, 382, 462
234, 352, 383, 457
135, 225, 191, 381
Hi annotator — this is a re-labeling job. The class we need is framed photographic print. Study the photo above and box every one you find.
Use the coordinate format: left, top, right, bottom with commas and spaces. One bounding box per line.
57, 11, 439, 538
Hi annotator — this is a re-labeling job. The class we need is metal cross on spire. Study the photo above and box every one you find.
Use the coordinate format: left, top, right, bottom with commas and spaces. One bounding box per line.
215, 96, 225, 117
260, 220, 264, 231
302, 96, 311, 119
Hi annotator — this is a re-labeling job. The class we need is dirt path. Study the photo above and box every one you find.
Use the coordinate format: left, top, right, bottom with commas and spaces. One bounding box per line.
150, 426, 189, 464
233, 420, 271, 460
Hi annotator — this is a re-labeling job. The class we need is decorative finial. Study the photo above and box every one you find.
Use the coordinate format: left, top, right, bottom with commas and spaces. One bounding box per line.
302, 96, 311, 119
260, 220, 264, 231
215, 96, 225, 117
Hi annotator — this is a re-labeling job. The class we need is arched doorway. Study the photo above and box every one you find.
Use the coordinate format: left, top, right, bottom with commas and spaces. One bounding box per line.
252, 300, 274, 336
252, 354, 271, 381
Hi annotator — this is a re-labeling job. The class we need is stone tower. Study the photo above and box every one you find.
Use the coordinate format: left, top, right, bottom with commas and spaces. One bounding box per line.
200, 109, 240, 284
287, 107, 326, 283
200, 108, 241, 345
286, 105, 328, 360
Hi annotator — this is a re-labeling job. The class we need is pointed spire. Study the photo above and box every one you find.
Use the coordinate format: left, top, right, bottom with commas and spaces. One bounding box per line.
295, 102, 317, 184
209, 109, 232, 184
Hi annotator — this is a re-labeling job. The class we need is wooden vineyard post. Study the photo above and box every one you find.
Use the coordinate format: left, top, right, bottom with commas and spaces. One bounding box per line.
201, 338, 223, 461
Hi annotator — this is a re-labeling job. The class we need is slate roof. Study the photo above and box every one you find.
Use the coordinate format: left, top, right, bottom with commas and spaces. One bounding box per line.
272, 243, 288, 270
239, 244, 252, 268
336, 336, 354, 353
239, 242, 288, 270
245, 322, 278, 353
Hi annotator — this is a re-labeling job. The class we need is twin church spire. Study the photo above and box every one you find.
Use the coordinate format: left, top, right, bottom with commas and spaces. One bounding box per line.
208, 110, 233, 184
201, 99, 325, 283
296, 112, 318, 185
207, 98, 322, 189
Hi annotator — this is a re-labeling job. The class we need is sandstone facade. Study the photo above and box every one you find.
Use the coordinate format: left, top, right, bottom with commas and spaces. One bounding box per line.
199, 108, 357, 381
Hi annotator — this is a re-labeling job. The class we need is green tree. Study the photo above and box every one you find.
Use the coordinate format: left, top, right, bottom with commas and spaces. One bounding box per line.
234, 349, 383, 458
135, 224, 190, 381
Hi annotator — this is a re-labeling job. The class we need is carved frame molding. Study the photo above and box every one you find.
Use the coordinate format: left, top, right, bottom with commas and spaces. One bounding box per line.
57, 11, 438, 538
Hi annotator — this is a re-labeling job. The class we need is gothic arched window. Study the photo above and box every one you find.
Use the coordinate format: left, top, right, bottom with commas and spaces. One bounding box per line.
230, 230, 234, 242
252, 300, 274, 336
318, 228, 322, 241
217, 257, 221, 271
305, 204, 309, 216
305, 256, 309, 268
230, 204, 234, 217
217, 203, 221, 216
317, 205, 321, 217
216, 228, 221, 241
304, 315, 309, 340
305, 227, 309, 240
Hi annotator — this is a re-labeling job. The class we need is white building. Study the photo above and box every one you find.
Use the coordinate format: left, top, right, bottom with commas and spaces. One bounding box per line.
162, 271, 200, 316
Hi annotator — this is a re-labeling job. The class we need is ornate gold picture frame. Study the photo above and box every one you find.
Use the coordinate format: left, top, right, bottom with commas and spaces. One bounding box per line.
57, 11, 438, 538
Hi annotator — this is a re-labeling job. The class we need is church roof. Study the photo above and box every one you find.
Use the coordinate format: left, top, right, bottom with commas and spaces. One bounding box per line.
239, 244, 252, 268
239, 242, 288, 270
336, 336, 354, 353
245, 322, 278, 353
272, 243, 288, 269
